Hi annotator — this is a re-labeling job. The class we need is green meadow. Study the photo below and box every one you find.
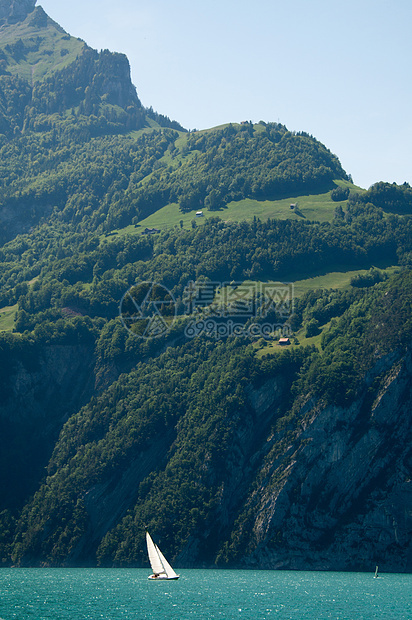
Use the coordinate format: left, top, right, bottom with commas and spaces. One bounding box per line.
105, 179, 363, 241
0, 304, 17, 332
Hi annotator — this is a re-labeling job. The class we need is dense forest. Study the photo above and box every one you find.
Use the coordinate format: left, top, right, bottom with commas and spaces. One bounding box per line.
0, 0, 412, 571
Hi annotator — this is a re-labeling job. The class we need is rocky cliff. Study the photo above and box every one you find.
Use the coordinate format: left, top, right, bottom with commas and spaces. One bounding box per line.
0, 340, 95, 510
214, 347, 412, 572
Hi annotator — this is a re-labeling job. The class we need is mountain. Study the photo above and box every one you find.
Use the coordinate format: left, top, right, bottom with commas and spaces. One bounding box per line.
0, 0, 183, 138
0, 1, 412, 571
0, 0, 186, 242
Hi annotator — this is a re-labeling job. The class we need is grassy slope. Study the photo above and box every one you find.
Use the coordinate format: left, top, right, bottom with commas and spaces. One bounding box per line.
0, 8, 85, 83
137, 190, 340, 228
0, 303, 17, 332
94, 153, 381, 350
107, 179, 363, 239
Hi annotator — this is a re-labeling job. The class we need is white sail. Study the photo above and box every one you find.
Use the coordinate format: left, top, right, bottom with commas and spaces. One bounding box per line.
146, 532, 179, 580
146, 532, 164, 575
156, 544, 179, 579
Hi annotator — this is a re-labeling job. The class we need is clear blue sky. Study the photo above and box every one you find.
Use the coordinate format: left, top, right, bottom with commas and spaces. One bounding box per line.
39, 0, 412, 189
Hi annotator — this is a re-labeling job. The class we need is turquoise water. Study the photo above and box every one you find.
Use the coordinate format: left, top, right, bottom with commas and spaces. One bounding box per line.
0, 568, 411, 620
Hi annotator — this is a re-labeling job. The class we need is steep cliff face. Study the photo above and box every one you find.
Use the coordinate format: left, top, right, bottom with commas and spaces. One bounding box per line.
91, 50, 139, 110
220, 347, 412, 572
0, 342, 95, 510
176, 374, 290, 567
71, 425, 177, 564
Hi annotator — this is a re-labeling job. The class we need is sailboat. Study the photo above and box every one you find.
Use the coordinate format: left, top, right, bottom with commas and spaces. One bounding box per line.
146, 532, 180, 580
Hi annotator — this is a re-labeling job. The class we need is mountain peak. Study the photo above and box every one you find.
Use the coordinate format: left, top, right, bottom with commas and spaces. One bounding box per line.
0, 0, 36, 26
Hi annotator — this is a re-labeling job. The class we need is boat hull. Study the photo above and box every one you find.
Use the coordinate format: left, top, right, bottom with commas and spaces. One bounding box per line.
148, 574, 179, 581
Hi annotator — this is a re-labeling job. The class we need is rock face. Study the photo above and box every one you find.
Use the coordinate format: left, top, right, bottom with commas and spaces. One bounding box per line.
0, 342, 95, 509
0, 0, 36, 25
217, 348, 412, 572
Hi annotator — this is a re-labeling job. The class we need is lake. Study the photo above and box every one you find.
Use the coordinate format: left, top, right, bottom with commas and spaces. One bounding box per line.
0, 568, 411, 619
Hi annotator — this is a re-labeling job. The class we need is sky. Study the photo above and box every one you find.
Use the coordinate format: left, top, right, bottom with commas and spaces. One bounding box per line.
38, 0, 412, 189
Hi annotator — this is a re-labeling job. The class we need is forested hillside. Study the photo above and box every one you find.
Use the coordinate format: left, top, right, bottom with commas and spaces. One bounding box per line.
0, 0, 412, 571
